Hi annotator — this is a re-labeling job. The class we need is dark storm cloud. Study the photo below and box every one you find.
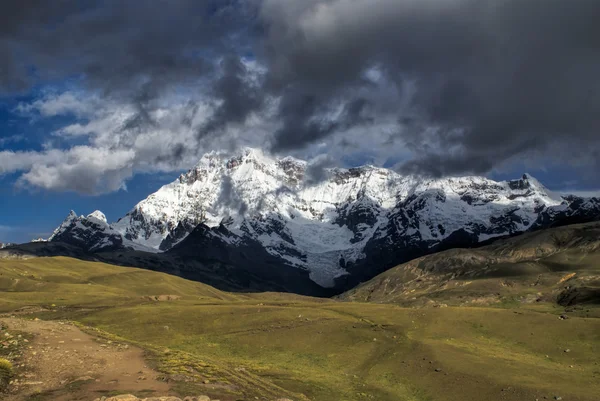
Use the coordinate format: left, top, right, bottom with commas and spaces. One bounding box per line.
154, 143, 188, 167
198, 55, 264, 138
271, 90, 373, 151
259, 0, 600, 175
4, 0, 600, 180
0, 0, 249, 99
270, 90, 336, 151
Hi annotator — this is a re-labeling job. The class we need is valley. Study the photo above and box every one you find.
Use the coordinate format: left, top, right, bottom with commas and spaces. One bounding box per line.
1, 222, 600, 401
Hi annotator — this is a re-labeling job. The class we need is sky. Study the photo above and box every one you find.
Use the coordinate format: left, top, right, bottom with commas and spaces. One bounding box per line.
1, 0, 600, 243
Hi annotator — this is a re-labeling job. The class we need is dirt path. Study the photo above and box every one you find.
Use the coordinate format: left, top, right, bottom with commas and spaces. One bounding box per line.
1, 317, 171, 401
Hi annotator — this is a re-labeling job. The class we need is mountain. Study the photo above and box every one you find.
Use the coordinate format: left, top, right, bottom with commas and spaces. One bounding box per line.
49, 210, 121, 252
48, 147, 600, 292
338, 221, 600, 307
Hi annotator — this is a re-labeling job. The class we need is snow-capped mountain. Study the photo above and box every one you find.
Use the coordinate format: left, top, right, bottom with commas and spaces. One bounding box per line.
49, 210, 123, 252
49, 148, 600, 289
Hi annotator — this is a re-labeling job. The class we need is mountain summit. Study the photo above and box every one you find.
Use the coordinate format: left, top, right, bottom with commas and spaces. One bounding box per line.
48, 148, 600, 289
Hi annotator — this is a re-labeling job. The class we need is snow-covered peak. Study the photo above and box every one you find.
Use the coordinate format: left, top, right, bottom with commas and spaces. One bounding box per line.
49, 147, 600, 289
115, 148, 566, 240
106, 147, 576, 285
87, 210, 108, 224
520, 173, 563, 202
48, 210, 79, 241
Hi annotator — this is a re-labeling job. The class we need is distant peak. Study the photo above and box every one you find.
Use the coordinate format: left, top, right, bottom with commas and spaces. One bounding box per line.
87, 210, 108, 224
241, 146, 265, 157
521, 173, 539, 183
510, 173, 563, 202
519, 173, 543, 188
47, 210, 79, 241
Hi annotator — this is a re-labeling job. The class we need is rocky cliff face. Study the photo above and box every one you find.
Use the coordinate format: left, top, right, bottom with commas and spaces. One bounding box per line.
49, 148, 600, 291
48, 211, 124, 252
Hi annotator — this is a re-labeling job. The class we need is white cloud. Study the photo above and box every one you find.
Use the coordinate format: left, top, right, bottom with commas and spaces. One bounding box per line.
4, 69, 414, 195
3, 91, 236, 193
16, 91, 103, 118
17, 147, 136, 193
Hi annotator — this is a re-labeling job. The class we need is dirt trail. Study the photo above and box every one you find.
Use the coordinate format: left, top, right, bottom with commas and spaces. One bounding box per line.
1, 317, 171, 401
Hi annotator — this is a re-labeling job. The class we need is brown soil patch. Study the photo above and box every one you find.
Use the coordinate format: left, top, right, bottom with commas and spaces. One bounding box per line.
1, 317, 171, 401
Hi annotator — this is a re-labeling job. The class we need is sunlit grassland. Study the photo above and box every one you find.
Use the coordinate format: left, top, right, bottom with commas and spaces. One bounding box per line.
1, 256, 599, 400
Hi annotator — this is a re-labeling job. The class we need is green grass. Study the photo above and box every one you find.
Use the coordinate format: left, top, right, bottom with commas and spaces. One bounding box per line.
0, 357, 12, 391
1, 256, 600, 400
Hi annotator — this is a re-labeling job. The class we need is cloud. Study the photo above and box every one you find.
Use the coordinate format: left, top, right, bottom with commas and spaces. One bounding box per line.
258, 0, 600, 176
199, 56, 265, 137
0, 1, 251, 100
15, 91, 102, 118
5, 92, 211, 194
0, 146, 135, 194
2, 0, 600, 194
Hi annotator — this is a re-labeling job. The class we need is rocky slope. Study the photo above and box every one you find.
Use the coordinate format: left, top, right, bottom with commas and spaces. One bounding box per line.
338, 221, 600, 306
48, 211, 124, 252
48, 148, 600, 291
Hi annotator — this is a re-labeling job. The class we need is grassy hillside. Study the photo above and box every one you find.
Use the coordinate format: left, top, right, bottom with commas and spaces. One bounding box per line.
1, 254, 600, 400
339, 222, 600, 308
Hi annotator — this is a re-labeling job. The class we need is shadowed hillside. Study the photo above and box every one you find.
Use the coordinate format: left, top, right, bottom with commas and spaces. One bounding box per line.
338, 222, 600, 308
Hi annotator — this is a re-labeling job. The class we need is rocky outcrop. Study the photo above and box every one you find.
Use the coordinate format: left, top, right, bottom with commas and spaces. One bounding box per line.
48, 211, 123, 252
47, 149, 600, 293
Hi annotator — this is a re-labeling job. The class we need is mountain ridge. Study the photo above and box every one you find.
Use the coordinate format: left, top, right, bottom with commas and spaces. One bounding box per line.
45, 147, 600, 291
338, 220, 600, 307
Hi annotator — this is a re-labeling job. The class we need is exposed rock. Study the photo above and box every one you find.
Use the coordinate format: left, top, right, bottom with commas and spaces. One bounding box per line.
144, 295, 182, 302
45, 148, 600, 295
48, 211, 123, 252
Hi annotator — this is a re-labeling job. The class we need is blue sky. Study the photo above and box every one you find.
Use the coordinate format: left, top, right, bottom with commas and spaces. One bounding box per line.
0, 93, 186, 243
0, 169, 180, 243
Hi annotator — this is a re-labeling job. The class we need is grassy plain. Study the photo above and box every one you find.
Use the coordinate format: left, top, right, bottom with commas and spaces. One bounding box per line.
1, 256, 599, 400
